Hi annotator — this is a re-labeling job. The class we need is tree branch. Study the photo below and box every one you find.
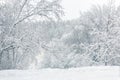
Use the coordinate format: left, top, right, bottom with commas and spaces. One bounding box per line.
16, 0, 28, 20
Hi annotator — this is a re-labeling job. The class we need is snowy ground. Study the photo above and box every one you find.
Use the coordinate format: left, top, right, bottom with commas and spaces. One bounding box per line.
0, 66, 120, 80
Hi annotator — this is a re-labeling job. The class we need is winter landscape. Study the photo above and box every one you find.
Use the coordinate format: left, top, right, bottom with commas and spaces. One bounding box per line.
0, 0, 120, 80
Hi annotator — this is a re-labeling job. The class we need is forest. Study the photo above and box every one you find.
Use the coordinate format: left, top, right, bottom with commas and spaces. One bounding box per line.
0, 0, 120, 70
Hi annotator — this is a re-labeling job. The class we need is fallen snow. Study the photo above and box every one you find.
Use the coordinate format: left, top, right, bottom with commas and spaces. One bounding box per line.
0, 66, 120, 80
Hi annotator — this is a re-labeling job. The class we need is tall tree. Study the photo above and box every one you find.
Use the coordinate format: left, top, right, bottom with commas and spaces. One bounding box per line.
0, 0, 63, 69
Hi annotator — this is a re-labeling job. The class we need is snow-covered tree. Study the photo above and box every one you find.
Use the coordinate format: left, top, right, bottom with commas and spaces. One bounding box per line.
79, 1, 120, 66
0, 0, 63, 69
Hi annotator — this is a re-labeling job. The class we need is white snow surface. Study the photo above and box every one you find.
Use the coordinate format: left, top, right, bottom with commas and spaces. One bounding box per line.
0, 66, 120, 80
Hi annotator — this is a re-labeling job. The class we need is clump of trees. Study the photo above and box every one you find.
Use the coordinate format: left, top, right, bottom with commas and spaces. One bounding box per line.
40, 1, 120, 68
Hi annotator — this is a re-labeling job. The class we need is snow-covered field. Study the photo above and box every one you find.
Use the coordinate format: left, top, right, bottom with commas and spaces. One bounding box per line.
0, 66, 120, 80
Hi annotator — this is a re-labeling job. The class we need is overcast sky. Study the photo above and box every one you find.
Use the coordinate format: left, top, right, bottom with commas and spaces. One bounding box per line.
61, 0, 120, 20
0, 0, 120, 20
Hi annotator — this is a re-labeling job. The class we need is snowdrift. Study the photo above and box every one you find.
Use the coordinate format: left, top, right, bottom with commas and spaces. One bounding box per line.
0, 66, 120, 80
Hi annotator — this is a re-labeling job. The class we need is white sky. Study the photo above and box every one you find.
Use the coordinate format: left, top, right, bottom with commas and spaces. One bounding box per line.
61, 0, 120, 20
